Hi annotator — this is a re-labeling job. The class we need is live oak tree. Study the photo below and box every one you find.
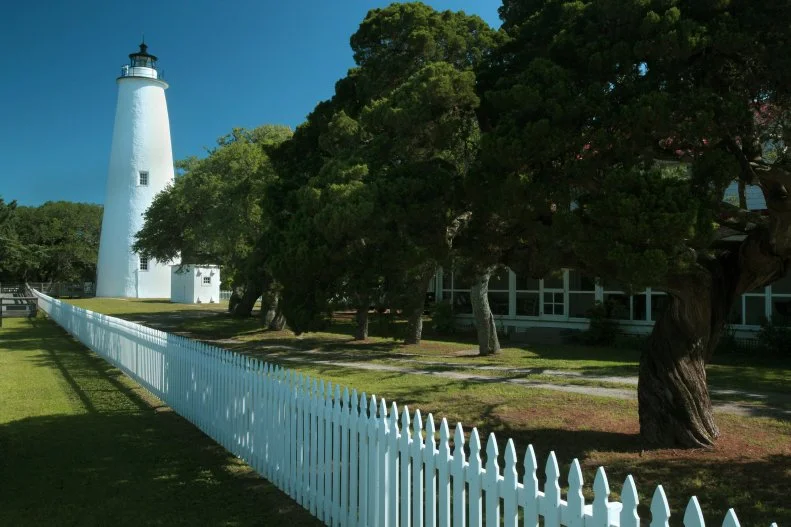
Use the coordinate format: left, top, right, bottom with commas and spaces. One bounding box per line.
475, 0, 791, 447
135, 125, 292, 320
0, 201, 102, 283
268, 4, 502, 344
266, 94, 381, 338
0, 198, 24, 281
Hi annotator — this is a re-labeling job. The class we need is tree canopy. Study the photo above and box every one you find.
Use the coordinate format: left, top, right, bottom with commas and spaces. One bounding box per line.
134, 125, 292, 317
0, 200, 102, 283
268, 2, 501, 341
131, 1, 790, 448
471, 0, 791, 447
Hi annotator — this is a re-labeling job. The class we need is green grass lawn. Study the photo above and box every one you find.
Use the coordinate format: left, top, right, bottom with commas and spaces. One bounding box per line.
67, 298, 789, 396
0, 316, 321, 527
62, 298, 791, 525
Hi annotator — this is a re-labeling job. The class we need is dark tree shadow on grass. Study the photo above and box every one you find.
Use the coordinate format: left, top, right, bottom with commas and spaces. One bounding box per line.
0, 318, 321, 527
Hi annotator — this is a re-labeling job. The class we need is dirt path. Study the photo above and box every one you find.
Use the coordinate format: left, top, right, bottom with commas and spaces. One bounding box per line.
268, 353, 790, 420
138, 316, 790, 420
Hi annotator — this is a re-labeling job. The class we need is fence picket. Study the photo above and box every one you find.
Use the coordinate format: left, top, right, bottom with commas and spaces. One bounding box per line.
621, 475, 639, 527
567, 459, 584, 527
684, 497, 705, 527
412, 410, 424, 527
523, 445, 540, 527
544, 452, 561, 527
502, 439, 518, 527
484, 433, 500, 527
332, 384, 342, 525
30, 290, 772, 527
650, 485, 671, 527
387, 401, 399, 527
400, 405, 412, 527
290, 372, 299, 498
722, 509, 740, 527
340, 387, 351, 527
592, 467, 611, 527
437, 419, 451, 527
364, 394, 377, 527
348, 389, 359, 527
468, 428, 483, 526
378, 398, 389, 527
310, 378, 320, 516
424, 413, 437, 527
296, 373, 305, 506
451, 422, 467, 527
318, 380, 327, 523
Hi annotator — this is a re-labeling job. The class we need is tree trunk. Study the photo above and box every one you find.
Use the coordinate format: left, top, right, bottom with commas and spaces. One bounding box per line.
639, 234, 785, 448
470, 267, 501, 355
231, 280, 261, 318
404, 272, 434, 345
261, 288, 286, 330
355, 300, 370, 341
639, 273, 720, 448
268, 307, 286, 331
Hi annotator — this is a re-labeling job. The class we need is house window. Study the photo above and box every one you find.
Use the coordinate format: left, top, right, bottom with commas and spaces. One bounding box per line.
139, 255, 149, 271
203, 276, 211, 285
139, 171, 149, 186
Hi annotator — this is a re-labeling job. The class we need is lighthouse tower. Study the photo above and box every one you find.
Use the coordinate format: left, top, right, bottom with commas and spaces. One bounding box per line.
96, 42, 175, 298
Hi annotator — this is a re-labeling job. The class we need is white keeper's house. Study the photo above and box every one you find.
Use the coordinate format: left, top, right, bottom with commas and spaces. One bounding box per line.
434, 183, 788, 338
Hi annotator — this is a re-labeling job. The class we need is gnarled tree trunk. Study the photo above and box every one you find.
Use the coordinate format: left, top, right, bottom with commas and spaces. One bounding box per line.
261, 287, 286, 330
354, 294, 370, 341
639, 272, 720, 448
640, 227, 787, 448
404, 272, 434, 345
470, 267, 501, 355
231, 280, 262, 318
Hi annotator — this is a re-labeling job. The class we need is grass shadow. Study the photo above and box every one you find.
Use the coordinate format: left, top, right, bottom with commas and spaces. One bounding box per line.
0, 317, 321, 527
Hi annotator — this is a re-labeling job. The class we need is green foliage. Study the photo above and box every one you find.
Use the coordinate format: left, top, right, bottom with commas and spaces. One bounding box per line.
472, 0, 791, 293
0, 200, 102, 283
134, 125, 292, 290
268, 3, 500, 335
757, 320, 791, 357
430, 300, 456, 335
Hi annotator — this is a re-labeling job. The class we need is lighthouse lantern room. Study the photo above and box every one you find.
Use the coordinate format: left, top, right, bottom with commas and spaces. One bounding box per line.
96, 42, 175, 298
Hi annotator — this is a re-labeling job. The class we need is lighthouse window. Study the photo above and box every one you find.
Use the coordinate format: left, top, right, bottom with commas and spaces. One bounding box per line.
139, 255, 149, 271
203, 276, 211, 285
139, 171, 149, 186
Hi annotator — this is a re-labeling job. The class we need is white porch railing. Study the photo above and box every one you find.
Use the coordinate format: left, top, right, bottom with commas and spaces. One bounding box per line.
30, 290, 773, 527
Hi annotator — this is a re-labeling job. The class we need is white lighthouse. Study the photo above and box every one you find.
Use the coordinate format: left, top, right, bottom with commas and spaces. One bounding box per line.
96, 42, 175, 298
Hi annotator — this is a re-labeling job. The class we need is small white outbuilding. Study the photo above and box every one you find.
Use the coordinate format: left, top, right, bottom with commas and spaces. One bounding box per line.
170, 265, 221, 304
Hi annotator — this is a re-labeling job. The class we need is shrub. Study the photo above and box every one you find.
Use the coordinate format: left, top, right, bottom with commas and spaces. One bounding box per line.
431, 300, 456, 335
579, 301, 619, 346
715, 324, 742, 355
756, 319, 791, 356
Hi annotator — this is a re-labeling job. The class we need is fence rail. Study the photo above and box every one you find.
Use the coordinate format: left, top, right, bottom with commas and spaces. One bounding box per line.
30, 289, 774, 527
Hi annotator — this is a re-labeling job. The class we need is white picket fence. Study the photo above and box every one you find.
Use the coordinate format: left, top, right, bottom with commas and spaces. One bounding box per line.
31, 290, 776, 527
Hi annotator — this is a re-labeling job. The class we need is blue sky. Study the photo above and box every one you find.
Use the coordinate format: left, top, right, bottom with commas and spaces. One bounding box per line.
0, 1, 502, 206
